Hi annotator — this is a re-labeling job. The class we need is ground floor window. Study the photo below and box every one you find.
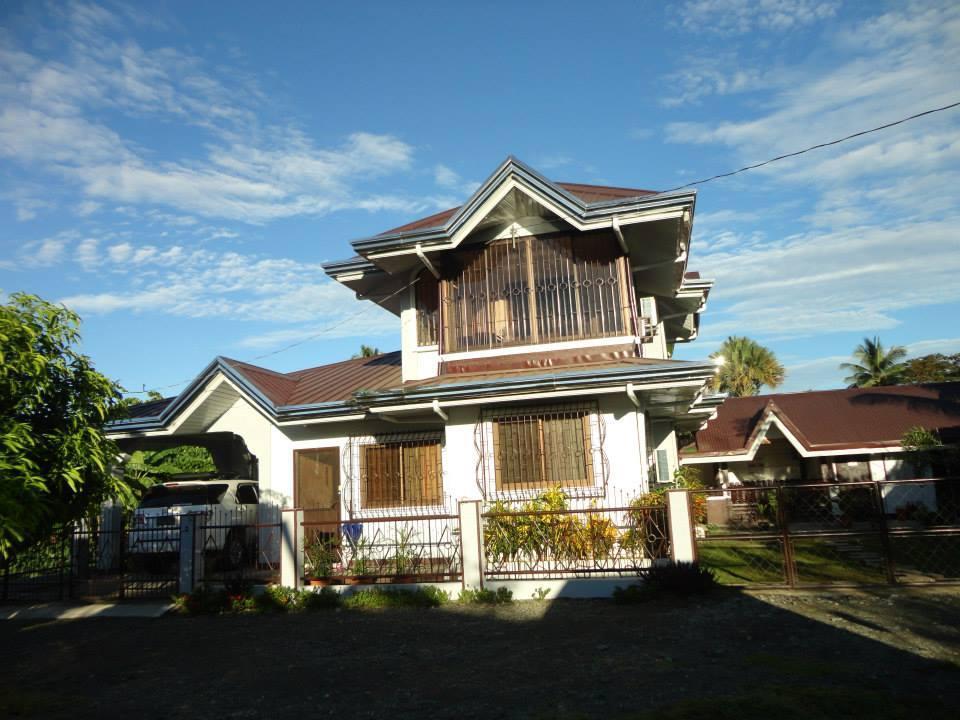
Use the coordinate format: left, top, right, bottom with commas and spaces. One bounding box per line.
488, 403, 598, 493
359, 438, 443, 509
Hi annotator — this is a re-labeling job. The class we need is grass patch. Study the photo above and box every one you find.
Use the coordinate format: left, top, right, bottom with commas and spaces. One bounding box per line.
342, 586, 450, 609
631, 685, 950, 720
457, 587, 513, 604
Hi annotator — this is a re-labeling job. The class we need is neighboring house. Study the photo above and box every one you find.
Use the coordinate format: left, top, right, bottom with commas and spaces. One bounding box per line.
680, 383, 960, 486
105, 157, 719, 524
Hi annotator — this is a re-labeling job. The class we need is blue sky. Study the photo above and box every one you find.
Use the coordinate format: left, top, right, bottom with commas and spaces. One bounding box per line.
1, 0, 958, 397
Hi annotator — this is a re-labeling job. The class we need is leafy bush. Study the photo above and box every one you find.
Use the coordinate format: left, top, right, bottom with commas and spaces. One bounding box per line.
457, 587, 513, 604
302, 586, 341, 610
343, 586, 450, 609
614, 562, 717, 603
485, 487, 669, 564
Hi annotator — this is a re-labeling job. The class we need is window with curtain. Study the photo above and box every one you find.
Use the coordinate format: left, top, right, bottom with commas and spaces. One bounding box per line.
359, 439, 443, 509
492, 406, 595, 491
440, 231, 632, 353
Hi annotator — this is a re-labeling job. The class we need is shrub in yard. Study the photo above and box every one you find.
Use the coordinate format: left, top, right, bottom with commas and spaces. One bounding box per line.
645, 562, 717, 594
343, 586, 450, 609
457, 586, 513, 604
302, 586, 341, 611
614, 562, 717, 603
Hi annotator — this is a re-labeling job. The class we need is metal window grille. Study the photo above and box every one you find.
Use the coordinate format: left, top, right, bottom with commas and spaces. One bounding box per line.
476, 403, 607, 500
440, 232, 635, 353
347, 432, 447, 515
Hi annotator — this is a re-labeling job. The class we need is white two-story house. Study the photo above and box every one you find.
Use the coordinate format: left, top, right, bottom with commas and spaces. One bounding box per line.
106, 157, 718, 531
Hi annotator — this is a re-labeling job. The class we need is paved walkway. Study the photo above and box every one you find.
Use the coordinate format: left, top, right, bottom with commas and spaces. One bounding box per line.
1, 602, 172, 620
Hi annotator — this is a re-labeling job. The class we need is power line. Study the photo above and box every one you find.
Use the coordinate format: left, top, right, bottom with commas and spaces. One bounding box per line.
663, 100, 960, 193
125, 99, 960, 395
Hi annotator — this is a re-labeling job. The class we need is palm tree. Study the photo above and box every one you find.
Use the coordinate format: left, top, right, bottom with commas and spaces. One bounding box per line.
840, 336, 907, 388
710, 336, 785, 397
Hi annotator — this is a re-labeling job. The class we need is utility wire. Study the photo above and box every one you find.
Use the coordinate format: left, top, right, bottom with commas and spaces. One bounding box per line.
126, 99, 960, 395
662, 100, 960, 193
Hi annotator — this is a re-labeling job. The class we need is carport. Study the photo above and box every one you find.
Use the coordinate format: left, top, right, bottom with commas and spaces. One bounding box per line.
113, 431, 259, 480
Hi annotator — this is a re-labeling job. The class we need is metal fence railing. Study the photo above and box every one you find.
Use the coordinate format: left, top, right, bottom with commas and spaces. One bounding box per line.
299, 511, 462, 585
481, 492, 670, 580
691, 478, 960, 587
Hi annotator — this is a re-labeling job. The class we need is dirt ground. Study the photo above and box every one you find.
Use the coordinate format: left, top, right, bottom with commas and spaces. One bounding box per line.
4, 586, 960, 719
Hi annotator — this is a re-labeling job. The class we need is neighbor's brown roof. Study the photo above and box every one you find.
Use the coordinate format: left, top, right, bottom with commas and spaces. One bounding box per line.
378, 182, 658, 236
687, 383, 960, 456
224, 352, 403, 406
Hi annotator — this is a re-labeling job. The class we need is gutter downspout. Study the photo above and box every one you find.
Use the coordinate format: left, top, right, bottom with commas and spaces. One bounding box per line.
611, 216, 628, 255
625, 383, 641, 408
432, 398, 449, 422
415, 243, 440, 279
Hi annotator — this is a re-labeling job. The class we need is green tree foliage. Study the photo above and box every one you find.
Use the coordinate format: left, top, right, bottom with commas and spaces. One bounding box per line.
0, 293, 133, 559
840, 336, 908, 388
900, 353, 960, 383
709, 336, 785, 397
352, 344, 380, 359
125, 446, 216, 481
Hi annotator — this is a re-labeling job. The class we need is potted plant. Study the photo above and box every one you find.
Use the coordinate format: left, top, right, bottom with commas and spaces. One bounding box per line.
304, 535, 335, 586
347, 536, 376, 585
392, 525, 418, 583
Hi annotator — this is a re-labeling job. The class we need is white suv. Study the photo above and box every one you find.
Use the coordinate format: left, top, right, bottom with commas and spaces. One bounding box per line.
129, 478, 259, 568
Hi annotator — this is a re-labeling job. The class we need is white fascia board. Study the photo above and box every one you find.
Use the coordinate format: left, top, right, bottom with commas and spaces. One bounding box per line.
276, 413, 367, 427
106, 428, 177, 440
365, 180, 688, 262
169, 372, 277, 433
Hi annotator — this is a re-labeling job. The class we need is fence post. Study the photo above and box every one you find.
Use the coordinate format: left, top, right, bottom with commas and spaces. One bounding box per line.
458, 500, 485, 589
666, 490, 696, 563
281, 509, 303, 589
179, 514, 197, 594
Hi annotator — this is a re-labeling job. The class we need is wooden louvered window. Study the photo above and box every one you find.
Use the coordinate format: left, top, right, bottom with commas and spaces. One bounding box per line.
492, 407, 594, 491
415, 272, 439, 346
360, 440, 443, 508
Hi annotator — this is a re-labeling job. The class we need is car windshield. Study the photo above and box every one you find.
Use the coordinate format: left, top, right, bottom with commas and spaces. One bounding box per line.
139, 484, 228, 508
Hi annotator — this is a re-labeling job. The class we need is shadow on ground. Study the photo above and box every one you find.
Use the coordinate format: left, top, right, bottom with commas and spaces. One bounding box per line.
2, 586, 959, 719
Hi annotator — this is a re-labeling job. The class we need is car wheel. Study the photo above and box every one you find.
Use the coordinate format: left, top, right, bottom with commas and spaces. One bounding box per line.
223, 530, 245, 569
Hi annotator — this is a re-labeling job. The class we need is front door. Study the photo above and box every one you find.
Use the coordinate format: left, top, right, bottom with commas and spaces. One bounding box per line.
294, 448, 341, 542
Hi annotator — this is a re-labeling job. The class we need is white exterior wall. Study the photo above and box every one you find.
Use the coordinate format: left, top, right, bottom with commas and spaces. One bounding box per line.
200, 393, 653, 513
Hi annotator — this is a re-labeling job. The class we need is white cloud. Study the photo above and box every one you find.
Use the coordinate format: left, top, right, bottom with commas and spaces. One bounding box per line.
695, 217, 960, 340
679, 0, 839, 35
75, 238, 99, 270
56, 239, 397, 341
672, 3, 960, 346
0, 3, 430, 224
431, 163, 479, 198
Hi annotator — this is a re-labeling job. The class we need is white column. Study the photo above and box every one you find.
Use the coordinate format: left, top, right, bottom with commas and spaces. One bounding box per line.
666, 490, 696, 564
281, 509, 303, 589
458, 500, 485, 589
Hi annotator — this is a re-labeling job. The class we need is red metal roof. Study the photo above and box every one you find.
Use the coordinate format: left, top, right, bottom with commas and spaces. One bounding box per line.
377, 182, 658, 236
224, 352, 403, 406
688, 383, 960, 456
